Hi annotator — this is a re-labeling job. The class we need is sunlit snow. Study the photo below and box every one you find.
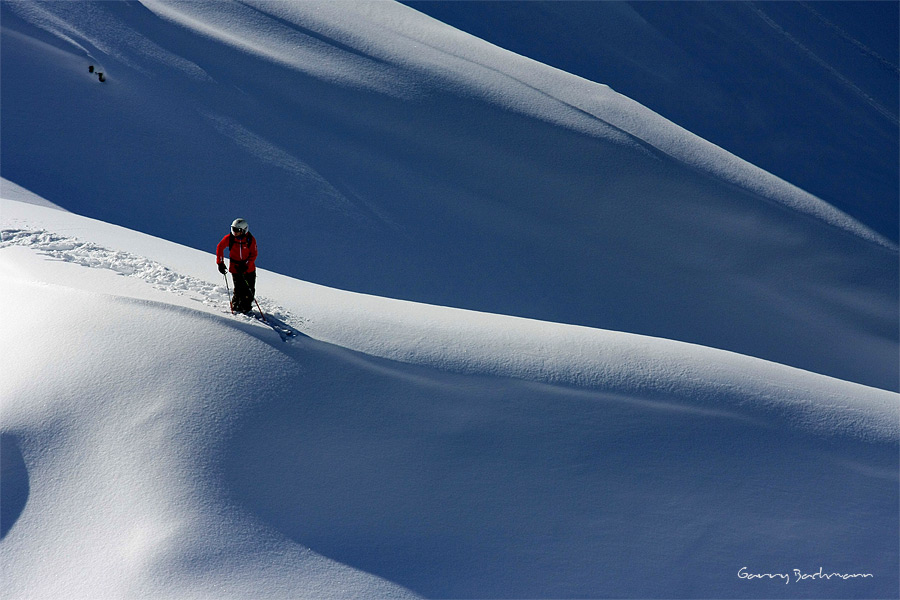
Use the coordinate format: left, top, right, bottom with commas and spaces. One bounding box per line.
1, 1, 897, 598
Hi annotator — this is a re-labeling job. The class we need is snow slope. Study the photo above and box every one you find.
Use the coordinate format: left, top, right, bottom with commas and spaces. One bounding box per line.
1, 0, 897, 392
2, 195, 898, 598
402, 1, 900, 242
1, 0, 898, 597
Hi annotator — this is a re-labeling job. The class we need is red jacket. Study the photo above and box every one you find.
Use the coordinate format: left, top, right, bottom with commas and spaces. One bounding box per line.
217, 233, 257, 273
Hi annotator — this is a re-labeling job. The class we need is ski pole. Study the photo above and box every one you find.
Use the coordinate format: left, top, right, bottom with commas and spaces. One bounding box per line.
254, 297, 268, 323
224, 272, 234, 314
243, 273, 268, 323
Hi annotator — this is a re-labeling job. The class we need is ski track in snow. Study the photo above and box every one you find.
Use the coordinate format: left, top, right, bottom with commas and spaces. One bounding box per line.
0, 228, 304, 333
749, 2, 898, 126
798, 0, 900, 76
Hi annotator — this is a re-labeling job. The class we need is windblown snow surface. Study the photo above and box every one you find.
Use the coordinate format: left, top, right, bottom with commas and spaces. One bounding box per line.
1, 1, 898, 598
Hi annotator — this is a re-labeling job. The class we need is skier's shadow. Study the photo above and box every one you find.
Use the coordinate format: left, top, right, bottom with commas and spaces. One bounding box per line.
263, 313, 306, 342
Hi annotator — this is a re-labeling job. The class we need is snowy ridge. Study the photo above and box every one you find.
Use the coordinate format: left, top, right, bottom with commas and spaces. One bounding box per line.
0, 227, 302, 330
2, 195, 897, 598
3, 200, 895, 444
400, 1, 899, 243
141, 0, 894, 250
0, 228, 226, 305
3, 1, 896, 393
0, 178, 67, 211
2, 0, 898, 596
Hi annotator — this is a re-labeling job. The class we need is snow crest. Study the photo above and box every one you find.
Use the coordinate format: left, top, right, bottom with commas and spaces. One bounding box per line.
1, 204, 897, 598
0, 228, 303, 332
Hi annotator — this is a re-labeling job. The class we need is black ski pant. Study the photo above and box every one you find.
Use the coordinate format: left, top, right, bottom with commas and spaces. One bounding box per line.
232, 270, 256, 312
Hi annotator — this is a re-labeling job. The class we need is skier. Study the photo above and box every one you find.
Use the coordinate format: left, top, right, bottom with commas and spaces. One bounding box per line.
217, 218, 257, 313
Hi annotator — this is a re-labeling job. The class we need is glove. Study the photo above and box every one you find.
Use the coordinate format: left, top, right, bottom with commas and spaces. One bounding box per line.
218, 262, 227, 275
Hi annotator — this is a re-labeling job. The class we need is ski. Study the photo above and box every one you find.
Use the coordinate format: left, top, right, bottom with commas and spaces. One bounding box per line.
228, 307, 299, 341
249, 310, 298, 341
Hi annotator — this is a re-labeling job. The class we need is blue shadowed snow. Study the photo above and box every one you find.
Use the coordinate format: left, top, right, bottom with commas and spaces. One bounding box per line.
1, 1, 896, 391
0, 434, 30, 540
225, 338, 898, 598
1, 1, 899, 592
2, 150, 898, 598
402, 1, 900, 243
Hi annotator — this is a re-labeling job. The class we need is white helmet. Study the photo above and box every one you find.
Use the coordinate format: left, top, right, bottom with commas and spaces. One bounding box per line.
231, 218, 249, 235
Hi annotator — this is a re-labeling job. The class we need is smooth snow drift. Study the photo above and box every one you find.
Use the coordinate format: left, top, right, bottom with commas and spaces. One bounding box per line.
1, 0, 898, 597
2, 194, 898, 598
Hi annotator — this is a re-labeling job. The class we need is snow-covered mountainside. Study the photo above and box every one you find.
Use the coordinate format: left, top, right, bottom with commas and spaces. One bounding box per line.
2, 194, 897, 598
402, 1, 900, 243
1, 1, 898, 598
1, 0, 897, 392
